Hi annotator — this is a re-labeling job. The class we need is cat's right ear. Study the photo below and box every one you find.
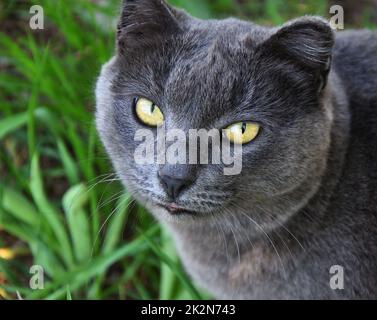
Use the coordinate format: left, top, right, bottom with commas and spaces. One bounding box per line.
117, 0, 183, 54
257, 17, 334, 90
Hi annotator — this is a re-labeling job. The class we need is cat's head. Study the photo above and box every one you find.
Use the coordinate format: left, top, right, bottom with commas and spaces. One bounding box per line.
96, 0, 335, 231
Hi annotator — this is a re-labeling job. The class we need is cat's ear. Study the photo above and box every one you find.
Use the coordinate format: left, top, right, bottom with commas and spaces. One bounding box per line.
259, 17, 334, 89
117, 0, 183, 53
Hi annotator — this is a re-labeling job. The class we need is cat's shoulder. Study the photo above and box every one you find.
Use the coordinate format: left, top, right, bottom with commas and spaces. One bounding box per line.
333, 29, 377, 101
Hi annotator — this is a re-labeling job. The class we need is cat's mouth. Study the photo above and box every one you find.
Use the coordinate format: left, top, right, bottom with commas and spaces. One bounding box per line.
158, 202, 197, 215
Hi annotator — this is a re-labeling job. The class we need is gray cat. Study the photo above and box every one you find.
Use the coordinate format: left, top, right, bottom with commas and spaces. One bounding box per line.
95, 0, 377, 299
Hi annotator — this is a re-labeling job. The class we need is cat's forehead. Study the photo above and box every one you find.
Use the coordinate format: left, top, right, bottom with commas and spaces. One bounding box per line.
164, 56, 239, 125
162, 25, 261, 127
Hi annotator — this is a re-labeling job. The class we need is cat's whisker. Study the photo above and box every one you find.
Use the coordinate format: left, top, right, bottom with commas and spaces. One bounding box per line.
230, 223, 241, 265
264, 214, 306, 254
271, 227, 296, 264
222, 207, 255, 253
233, 194, 306, 253
86, 175, 123, 223
64, 172, 119, 215
211, 212, 231, 267
87, 172, 118, 188
231, 203, 286, 275
91, 196, 136, 258
97, 190, 126, 211
218, 207, 246, 300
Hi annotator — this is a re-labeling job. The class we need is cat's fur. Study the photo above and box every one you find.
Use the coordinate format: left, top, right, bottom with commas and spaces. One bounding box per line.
96, 0, 377, 299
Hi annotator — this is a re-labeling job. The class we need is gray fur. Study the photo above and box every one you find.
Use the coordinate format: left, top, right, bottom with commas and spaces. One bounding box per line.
96, 0, 377, 299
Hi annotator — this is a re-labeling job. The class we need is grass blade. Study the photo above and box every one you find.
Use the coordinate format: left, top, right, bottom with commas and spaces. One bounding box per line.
62, 183, 92, 263
0, 186, 39, 227
0, 112, 28, 139
30, 153, 75, 268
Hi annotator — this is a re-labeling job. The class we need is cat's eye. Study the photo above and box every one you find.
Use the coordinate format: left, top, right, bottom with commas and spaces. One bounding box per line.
135, 98, 164, 127
224, 122, 260, 144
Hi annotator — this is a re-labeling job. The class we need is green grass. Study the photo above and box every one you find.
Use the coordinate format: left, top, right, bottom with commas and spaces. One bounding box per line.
0, 0, 375, 300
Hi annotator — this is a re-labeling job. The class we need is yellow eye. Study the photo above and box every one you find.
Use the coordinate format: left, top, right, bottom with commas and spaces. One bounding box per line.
224, 122, 260, 144
135, 98, 164, 127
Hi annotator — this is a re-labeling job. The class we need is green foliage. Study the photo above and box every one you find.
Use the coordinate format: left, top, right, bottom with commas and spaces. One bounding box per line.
0, 0, 376, 300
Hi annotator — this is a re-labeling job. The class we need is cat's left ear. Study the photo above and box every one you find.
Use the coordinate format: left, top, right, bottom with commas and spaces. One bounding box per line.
259, 17, 334, 90
117, 0, 185, 53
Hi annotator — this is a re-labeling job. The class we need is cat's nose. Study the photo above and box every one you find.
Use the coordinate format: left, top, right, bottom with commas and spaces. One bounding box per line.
158, 166, 195, 200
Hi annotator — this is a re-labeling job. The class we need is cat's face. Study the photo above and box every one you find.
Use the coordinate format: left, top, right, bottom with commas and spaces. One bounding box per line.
96, 0, 334, 229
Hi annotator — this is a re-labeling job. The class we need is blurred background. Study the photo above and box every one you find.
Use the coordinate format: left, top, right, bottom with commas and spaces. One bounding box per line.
0, 0, 376, 300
